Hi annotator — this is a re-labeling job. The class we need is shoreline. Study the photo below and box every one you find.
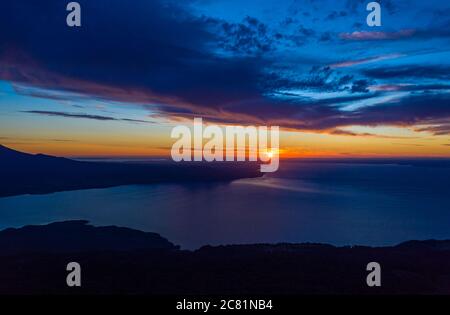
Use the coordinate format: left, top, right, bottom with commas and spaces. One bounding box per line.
0, 144, 262, 198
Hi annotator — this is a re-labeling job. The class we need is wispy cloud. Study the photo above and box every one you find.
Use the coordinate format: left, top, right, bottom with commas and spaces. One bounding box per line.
21, 111, 151, 124
415, 124, 450, 136
330, 129, 417, 139
340, 29, 416, 41
330, 53, 404, 68
363, 65, 450, 80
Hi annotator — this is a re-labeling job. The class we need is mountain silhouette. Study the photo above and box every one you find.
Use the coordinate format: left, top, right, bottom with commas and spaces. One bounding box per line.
0, 220, 177, 254
0, 144, 261, 197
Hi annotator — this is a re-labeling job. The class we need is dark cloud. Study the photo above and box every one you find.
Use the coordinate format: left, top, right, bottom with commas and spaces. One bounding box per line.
339, 94, 450, 133
330, 129, 415, 139
382, 0, 398, 14
351, 79, 370, 93
414, 19, 450, 40
282, 25, 317, 46
11, 84, 89, 102
212, 17, 317, 52
345, 0, 397, 15
0, 0, 322, 115
374, 84, 450, 92
416, 124, 450, 136
298, 25, 316, 37
325, 11, 347, 21
0, 0, 449, 137
21, 111, 151, 124
263, 66, 364, 94
363, 65, 450, 80
345, 0, 366, 14
281, 17, 297, 26
215, 16, 275, 55
194, 93, 450, 136
0, 0, 265, 112
319, 32, 333, 42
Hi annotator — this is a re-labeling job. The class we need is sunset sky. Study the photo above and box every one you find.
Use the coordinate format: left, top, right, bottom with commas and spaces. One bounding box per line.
0, 0, 449, 158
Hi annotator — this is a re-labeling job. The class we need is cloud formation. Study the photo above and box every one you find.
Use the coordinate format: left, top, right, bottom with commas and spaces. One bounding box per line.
340, 29, 416, 40
22, 111, 151, 124
0, 0, 449, 136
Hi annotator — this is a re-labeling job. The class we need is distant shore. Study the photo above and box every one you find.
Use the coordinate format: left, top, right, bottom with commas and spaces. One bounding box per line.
0, 144, 262, 197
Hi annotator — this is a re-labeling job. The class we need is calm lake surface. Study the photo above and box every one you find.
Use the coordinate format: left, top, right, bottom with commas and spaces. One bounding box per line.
1, 161, 449, 249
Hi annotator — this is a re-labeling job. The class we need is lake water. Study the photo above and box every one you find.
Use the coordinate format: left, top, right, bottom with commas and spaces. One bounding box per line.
0, 161, 449, 249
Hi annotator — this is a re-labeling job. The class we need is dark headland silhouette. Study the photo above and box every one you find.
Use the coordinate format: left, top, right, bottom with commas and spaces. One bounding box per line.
0, 221, 449, 294
0, 220, 177, 255
0, 144, 261, 197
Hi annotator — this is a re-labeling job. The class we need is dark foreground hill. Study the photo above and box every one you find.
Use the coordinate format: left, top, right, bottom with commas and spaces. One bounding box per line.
0, 145, 261, 197
0, 221, 449, 294
0, 220, 177, 255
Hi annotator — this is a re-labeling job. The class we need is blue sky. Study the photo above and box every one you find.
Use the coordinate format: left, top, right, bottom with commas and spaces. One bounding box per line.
0, 0, 449, 156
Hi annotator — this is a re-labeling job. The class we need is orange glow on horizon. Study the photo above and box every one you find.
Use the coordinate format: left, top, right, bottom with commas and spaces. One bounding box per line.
1, 127, 449, 159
